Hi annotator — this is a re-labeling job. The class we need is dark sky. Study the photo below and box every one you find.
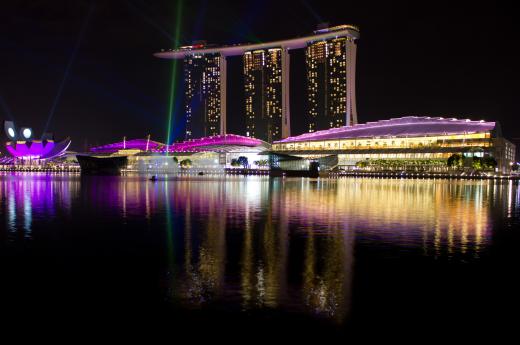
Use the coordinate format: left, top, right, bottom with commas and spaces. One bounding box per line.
0, 0, 518, 151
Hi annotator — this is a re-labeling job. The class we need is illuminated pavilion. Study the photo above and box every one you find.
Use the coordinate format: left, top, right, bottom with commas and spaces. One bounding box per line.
270, 116, 516, 174
89, 134, 270, 172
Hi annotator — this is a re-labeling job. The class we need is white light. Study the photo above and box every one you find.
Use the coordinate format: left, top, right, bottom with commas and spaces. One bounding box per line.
7, 128, 15, 138
23, 128, 32, 139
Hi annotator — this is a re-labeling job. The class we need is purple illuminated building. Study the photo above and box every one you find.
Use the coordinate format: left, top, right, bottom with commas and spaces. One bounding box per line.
6, 139, 71, 160
90, 134, 267, 154
275, 116, 498, 143
272, 116, 516, 174
90, 138, 164, 153
3, 121, 71, 162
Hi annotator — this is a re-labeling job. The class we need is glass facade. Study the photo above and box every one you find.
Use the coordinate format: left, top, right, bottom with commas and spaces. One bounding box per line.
244, 49, 283, 143
306, 37, 352, 132
184, 53, 222, 140
272, 133, 492, 152
272, 129, 516, 173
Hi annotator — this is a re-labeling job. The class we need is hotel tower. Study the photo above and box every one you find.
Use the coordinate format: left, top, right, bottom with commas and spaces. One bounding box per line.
244, 49, 283, 143
306, 29, 358, 132
155, 25, 359, 141
184, 52, 225, 140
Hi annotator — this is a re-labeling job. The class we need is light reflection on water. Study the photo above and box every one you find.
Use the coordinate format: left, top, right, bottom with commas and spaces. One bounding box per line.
1, 173, 519, 324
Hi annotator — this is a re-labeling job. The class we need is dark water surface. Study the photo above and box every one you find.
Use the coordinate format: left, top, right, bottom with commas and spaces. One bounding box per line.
1, 173, 519, 339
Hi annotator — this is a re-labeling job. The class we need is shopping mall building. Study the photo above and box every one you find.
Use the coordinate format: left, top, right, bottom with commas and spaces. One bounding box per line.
270, 116, 516, 174
88, 134, 270, 173
82, 116, 515, 175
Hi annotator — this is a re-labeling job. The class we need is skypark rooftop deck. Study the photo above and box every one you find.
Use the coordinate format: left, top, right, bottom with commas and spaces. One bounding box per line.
154, 25, 359, 58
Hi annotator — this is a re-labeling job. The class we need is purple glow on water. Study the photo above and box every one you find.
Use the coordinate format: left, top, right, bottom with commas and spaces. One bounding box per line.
1, 174, 518, 334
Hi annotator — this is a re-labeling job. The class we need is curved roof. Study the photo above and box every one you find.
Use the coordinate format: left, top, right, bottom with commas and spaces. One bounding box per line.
154, 26, 359, 59
90, 138, 164, 153
6, 138, 71, 159
276, 117, 497, 143
90, 134, 268, 154
162, 134, 268, 153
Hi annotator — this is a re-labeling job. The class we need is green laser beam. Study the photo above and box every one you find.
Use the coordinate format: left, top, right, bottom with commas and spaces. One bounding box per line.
166, 0, 184, 153
44, 1, 94, 135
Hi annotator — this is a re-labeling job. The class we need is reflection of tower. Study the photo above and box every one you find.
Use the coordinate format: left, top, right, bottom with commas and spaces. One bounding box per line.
244, 49, 283, 143
239, 179, 288, 309
302, 226, 354, 323
306, 35, 357, 132
198, 207, 226, 298
180, 183, 227, 305
184, 53, 223, 139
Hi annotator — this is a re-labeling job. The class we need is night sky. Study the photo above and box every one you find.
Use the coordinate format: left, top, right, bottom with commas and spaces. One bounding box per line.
0, 0, 518, 151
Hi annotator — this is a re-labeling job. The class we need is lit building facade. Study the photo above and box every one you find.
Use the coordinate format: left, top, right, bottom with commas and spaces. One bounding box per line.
272, 116, 516, 174
2, 120, 71, 165
306, 35, 357, 132
89, 134, 270, 172
155, 25, 360, 141
244, 49, 283, 143
184, 53, 223, 139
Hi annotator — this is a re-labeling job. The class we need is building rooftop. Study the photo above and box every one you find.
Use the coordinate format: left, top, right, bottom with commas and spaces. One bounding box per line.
275, 117, 497, 143
90, 138, 164, 153
6, 138, 71, 160
90, 134, 268, 154
154, 25, 359, 59
160, 134, 268, 153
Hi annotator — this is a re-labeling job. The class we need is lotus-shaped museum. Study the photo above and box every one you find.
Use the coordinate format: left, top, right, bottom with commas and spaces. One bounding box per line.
3, 120, 71, 161
6, 138, 71, 160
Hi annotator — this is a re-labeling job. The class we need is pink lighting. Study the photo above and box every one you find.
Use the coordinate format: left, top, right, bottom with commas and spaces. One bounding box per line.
90, 134, 266, 154
90, 138, 163, 153
6, 139, 71, 160
161, 134, 265, 153
275, 116, 497, 143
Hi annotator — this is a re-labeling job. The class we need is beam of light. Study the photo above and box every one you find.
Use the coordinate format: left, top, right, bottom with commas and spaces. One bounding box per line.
0, 94, 15, 120
229, 2, 263, 44
125, 0, 178, 42
3, 39, 164, 121
166, 0, 184, 153
190, 0, 208, 41
301, 0, 323, 23
42, 1, 95, 135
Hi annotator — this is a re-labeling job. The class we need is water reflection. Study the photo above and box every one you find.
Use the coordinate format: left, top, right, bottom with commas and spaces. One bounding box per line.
0, 172, 79, 241
1, 174, 519, 324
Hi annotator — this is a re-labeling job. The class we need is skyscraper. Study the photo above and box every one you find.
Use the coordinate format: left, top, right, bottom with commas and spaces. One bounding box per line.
184, 53, 223, 140
244, 48, 283, 143
156, 24, 358, 140
306, 33, 357, 132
